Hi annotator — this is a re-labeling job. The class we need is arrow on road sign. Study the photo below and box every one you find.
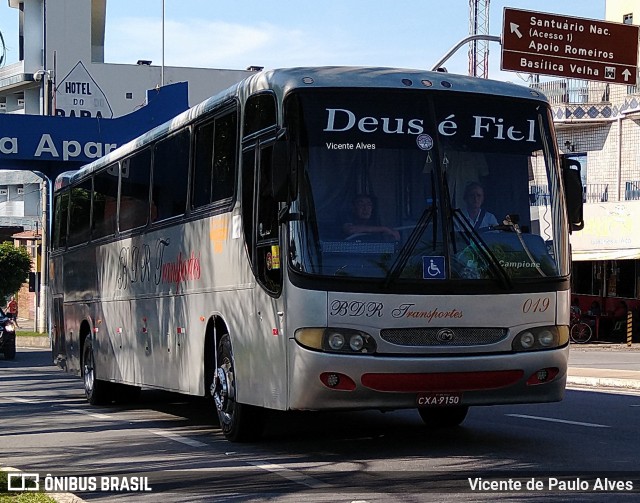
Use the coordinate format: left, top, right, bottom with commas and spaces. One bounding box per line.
510, 22, 522, 39
623, 69, 632, 82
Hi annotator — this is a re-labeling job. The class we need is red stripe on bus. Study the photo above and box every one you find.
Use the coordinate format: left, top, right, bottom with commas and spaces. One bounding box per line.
361, 370, 524, 392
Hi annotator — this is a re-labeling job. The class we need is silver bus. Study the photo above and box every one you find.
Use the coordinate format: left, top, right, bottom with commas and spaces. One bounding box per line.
50, 67, 584, 442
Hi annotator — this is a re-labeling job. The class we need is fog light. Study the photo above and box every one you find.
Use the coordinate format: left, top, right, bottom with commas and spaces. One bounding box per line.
328, 332, 345, 350
526, 367, 559, 385
320, 372, 356, 391
327, 373, 340, 387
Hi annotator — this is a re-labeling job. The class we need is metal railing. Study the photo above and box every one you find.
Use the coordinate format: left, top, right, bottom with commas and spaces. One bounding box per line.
529, 185, 550, 206
530, 184, 609, 205
584, 184, 608, 203
531, 79, 609, 105
625, 181, 640, 200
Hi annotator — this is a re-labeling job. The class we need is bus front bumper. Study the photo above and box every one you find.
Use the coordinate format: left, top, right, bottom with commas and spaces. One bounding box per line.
287, 342, 569, 411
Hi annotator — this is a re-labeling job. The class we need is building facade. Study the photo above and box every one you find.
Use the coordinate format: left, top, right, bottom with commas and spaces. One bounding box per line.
532, 0, 640, 330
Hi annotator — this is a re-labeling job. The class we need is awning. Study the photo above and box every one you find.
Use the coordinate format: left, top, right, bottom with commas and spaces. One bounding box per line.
572, 248, 640, 261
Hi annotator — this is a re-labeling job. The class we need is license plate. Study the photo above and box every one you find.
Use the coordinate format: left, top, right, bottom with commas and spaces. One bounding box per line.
416, 392, 463, 407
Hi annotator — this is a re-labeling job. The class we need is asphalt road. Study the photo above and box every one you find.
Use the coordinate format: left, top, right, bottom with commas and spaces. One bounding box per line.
3, 348, 640, 502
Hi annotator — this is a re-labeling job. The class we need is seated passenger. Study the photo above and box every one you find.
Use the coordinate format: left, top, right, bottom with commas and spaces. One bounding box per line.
343, 194, 400, 241
460, 182, 498, 230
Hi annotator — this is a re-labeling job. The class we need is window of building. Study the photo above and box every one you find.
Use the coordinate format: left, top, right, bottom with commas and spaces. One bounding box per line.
623, 13, 633, 24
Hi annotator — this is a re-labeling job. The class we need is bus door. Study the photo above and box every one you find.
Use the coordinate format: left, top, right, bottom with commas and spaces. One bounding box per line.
241, 141, 288, 408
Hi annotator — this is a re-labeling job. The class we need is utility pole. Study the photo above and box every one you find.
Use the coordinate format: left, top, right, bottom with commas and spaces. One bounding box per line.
37, 177, 47, 333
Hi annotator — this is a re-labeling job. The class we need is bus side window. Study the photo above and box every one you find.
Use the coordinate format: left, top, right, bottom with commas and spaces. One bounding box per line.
243, 93, 276, 137
153, 128, 190, 220
192, 109, 238, 210
92, 164, 118, 239
67, 180, 92, 246
192, 120, 215, 208
52, 192, 69, 250
119, 149, 151, 232
212, 111, 237, 203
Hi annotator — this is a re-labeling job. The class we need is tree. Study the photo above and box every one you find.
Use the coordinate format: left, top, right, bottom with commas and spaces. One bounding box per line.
0, 241, 32, 303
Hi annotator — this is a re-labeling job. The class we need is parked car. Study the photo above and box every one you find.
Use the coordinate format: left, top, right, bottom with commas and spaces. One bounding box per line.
0, 307, 16, 360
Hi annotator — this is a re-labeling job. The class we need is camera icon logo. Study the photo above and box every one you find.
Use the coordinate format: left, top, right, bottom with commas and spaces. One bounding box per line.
7, 473, 40, 491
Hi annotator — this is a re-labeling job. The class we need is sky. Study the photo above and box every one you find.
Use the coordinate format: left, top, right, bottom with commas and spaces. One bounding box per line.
0, 0, 607, 84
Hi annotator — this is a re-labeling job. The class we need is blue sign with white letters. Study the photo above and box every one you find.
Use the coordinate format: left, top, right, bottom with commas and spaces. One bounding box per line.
0, 82, 189, 180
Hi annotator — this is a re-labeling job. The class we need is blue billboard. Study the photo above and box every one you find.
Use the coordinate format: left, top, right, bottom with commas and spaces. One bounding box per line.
0, 82, 190, 179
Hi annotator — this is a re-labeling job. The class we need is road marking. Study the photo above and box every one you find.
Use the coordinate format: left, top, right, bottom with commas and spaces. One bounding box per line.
66, 408, 113, 420
152, 429, 208, 447
506, 413, 610, 428
7, 397, 36, 403
248, 462, 332, 489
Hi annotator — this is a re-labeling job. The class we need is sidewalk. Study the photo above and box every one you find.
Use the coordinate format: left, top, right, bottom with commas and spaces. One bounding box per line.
567, 341, 640, 391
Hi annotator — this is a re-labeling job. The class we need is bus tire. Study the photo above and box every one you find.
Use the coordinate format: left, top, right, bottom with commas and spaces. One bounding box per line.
82, 339, 113, 405
418, 406, 469, 428
212, 334, 265, 442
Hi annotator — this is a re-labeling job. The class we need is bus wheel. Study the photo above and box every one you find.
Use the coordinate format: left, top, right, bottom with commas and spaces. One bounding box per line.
212, 334, 265, 442
82, 340, 112, 405
418, 406, 469, 428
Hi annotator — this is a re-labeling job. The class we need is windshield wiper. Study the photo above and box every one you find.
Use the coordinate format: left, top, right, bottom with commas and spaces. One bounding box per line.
452, 210, 513, 289
383, 171, 438, 289
382, 205, 436, 288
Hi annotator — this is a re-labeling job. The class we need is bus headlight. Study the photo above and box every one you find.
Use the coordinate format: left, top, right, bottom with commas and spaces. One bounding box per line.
295, 328, 377, 354
512, 326, 568, 351
327, 332, 345, 350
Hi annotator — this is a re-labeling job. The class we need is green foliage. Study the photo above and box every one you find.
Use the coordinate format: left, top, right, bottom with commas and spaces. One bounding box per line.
0, 242, 32, 302
0, 470, 57, 502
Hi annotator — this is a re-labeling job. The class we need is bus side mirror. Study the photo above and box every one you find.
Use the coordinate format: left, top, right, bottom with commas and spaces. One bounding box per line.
271, 133, 297, 202
562, 157, 584, 232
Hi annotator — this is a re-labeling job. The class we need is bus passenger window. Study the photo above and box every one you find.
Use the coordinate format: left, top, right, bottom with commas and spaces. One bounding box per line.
67, 181, 91, 246
212, 112, 237, 203
119, 149, 151, 232
153, 129, 190, 220
193, 121, 215, 208
52, 192, 69, 249
192, 110, 238, 209
92, 165, 118, 239
244, 93, 276, 137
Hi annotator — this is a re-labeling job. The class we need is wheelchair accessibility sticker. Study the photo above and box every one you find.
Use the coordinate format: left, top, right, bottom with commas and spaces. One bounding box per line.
423, 256, 446, 280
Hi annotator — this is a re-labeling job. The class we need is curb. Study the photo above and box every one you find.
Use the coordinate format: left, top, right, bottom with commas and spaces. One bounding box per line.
16, 337, 50, 349
567, 375, 640, 390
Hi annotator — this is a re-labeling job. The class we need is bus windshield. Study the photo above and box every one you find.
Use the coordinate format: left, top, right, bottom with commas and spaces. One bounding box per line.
286, 88, 569, 286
